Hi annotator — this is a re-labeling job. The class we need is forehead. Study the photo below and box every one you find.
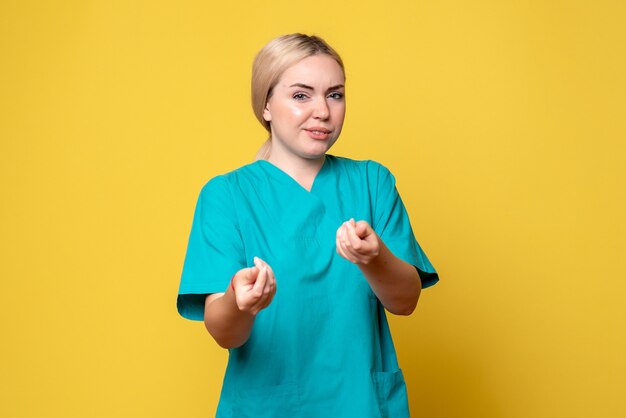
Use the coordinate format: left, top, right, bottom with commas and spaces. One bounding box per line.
278, 55, 345, 87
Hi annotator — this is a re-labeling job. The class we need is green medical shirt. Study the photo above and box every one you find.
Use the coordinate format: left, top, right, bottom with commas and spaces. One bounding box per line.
178, 154, 438, 418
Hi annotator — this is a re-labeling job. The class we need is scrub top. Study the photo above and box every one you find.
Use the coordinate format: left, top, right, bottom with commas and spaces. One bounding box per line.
177, 154, 438, 418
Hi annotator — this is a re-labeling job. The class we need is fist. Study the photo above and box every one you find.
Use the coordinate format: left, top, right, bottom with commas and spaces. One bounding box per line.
335, 218, 380, 265
231, 256, 276, 315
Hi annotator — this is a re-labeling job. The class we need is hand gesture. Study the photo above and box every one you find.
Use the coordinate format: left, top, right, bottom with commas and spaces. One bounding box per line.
336, 218, 380, 265
231, 256, 276, 315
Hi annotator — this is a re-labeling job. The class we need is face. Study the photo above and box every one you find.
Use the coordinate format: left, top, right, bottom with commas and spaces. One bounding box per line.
263, 54, 346, 163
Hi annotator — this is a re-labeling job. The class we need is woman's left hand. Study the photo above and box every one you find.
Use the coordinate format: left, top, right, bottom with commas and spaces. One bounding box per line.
336, 218, 380, 264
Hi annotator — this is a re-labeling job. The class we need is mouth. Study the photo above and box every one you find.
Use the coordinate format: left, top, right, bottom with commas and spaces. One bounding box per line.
304, 128, 333, 140
305, 128, 332, 134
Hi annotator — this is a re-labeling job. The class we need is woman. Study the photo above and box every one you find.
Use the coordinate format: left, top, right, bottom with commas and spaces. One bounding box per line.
177, 33, 439, 418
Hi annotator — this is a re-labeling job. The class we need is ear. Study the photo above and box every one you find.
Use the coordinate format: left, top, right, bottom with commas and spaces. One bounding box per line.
262, 102, 271, 122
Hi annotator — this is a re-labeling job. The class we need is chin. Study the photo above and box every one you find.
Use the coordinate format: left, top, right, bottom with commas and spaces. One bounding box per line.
302, 147, 330, 160
314, 140, 337, 154
300, 153, 325, 161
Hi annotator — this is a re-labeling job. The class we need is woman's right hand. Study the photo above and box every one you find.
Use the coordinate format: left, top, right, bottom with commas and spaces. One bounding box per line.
231, 256, 277, 315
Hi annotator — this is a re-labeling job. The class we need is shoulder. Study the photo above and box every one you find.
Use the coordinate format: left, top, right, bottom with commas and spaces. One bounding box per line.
327, 154, 389, 172
328, 154, 395, 185
193, 162, 264, 218
198, 161, 263, 197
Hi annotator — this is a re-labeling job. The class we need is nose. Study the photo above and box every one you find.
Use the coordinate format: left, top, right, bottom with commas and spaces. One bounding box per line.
313, 98, 330, 120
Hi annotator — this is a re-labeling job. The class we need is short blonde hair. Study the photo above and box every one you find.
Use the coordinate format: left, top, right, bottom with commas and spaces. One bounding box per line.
251, 33, 345, 160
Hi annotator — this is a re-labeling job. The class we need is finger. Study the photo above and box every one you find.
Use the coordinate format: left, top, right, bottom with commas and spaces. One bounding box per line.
253, 298, 268, 313
340, 225, 368, 263
266, 266, 276, 295
255, 258, 276, 281
342, 242, 362, 263
249, 265, 260, 279
252, 265, 268, 299
340, 224, 360, 256
335, 225, 352, 261
263, 280, 275, 304
345, 221, 362, 250
336, 226, 348, 253
236, 266, 258, 289
338, 225, 352, 252
253, 270, 275, 311
261, 267, 272, 296
269, 277, 276, 297
255, 258, 276, 290
253, 256, 263, 270
339, 226, 355, 254
336, 232, 356, 263
335, 232, 346, 258
355, 220, 370, 238
259, 281, 275, 309
259, 258, 275, 277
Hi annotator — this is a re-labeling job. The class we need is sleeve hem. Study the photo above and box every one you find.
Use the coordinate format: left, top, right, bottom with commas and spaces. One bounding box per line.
415, 266, 439, 289
177, 283, 229, 321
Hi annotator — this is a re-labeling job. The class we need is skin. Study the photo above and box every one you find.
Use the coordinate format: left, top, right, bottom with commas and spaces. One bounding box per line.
203, 256, 276, 348
336, 218, 422, 316
203, 53, 422, 349
263, 54, 346, 190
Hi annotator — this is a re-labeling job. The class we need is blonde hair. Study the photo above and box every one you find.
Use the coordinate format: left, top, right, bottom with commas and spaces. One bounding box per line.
251, 33, 345, 160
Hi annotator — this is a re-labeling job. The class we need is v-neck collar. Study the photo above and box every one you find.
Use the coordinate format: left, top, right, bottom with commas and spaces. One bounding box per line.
257, 154, 331, 194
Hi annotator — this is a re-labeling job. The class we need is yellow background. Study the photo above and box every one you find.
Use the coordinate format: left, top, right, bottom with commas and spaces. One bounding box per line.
1, 1, 624, 417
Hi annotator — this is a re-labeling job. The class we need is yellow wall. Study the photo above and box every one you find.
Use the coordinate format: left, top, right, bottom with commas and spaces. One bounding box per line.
1, 1, 624, 417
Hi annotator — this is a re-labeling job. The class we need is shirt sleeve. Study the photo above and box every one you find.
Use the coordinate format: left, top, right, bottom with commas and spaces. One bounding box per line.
177, 175, 246, 321
368, 161, 439, 288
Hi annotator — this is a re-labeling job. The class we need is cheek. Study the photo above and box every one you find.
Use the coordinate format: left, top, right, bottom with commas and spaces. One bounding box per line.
272, 102, 305, 124
271, 102, 305, 124
286, 104, 305, 119
332, 103, 346, 123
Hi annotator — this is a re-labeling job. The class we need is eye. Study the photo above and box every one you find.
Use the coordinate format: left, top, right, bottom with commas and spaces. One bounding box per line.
328, 92, 344, 100
292, 92, 309, 101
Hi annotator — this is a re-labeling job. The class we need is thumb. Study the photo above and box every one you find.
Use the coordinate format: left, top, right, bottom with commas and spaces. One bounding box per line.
237, 266, 259, 285
355, 220, 370, 238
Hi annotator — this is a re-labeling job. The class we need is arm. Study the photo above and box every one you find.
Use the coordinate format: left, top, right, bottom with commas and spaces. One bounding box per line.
336, 219, 422, 315
203, 257, 276, 348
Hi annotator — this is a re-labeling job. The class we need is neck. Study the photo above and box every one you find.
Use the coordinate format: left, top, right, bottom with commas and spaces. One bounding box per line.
266, 149, 326, 189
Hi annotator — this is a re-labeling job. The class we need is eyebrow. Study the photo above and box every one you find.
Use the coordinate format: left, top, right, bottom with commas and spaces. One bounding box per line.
288, 83, 345, 92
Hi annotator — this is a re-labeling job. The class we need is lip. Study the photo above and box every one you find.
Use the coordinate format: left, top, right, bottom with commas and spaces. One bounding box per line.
305, 128, 332, 141
305, 127, 332, 134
